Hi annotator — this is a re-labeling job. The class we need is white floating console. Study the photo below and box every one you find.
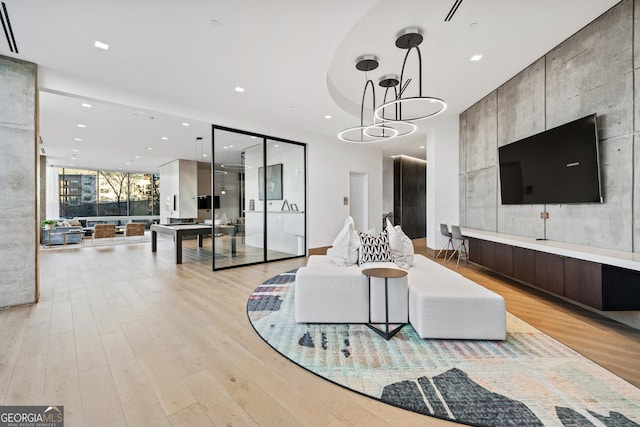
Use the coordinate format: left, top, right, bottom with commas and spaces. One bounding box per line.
244, 211, 305, 255
462, 228, 640, 311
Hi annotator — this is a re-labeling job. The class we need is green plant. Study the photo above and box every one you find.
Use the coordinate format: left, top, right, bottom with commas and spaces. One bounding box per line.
41, 219, 57, 226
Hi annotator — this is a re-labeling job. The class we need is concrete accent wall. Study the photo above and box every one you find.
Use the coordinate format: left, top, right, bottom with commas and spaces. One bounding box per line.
462, 92, 498, 231
0, 55, 38, 307
496, 58, 547, 238
460, 0, 639, 252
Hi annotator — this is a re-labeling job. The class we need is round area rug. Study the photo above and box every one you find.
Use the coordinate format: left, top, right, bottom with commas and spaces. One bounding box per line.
247, 269, 640, 427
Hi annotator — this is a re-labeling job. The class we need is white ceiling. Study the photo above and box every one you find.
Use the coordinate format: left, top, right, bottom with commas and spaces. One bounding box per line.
1, 0, 620, 172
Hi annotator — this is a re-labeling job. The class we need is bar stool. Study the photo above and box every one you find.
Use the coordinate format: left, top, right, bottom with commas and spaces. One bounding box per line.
447, 225, 469, 268
436, 223, 454, 260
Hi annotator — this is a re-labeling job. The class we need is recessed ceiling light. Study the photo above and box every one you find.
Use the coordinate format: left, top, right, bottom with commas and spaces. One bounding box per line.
324, 115, 332, 119
161, 136, 168, 140
223, 146, 228, 149
82, 103, 92, 108
147, 147, 153, 150
94, 41, 109, 50
202, 153, 208, 157
77, 124, 86, 128
228, 144, 234, 148
182, 122, 190, 126
419, 145, 425, 149
234, 86, 245, 93
274, 144, 279, 148
124, 162, 130, 166
135, 156, 140, 159
74, 138, 82, 142
72, 149, 79, 153
251, 136, 258, 139
470, 54, 483, 61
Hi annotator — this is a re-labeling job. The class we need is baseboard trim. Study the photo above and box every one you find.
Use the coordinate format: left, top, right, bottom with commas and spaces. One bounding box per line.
308, 246, 330, 256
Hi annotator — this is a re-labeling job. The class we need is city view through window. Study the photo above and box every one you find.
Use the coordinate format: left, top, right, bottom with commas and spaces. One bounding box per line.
58, 168, 160, 218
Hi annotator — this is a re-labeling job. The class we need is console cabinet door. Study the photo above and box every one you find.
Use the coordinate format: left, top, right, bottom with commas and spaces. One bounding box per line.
494, 242, 514, 277
468, 238, 482, 264
514, 247, 536, 284
564, 258, 602, 309
469, 237, 494, 267
535, 252, 564, 295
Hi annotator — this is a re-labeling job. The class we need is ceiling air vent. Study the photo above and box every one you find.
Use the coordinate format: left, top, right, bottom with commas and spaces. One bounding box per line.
444, 0, 463, 22
1, 2, 18, 53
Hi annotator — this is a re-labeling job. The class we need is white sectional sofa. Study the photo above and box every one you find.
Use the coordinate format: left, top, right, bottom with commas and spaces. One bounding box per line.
295, 254, 506, 340
295, 256, 409, 324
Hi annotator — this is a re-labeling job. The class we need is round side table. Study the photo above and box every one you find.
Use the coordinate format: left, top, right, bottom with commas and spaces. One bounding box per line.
362, 267, 408, 340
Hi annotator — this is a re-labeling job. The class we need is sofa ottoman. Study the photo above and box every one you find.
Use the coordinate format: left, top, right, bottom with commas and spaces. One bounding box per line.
408, 256, 506, 340
294, 255, 408, 324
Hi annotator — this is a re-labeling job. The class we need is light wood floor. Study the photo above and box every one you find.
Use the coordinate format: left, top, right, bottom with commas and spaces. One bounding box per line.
1, 238, 638, 427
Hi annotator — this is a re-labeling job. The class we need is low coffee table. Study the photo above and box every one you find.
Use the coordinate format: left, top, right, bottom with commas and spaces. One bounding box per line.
362, 267, 408, 340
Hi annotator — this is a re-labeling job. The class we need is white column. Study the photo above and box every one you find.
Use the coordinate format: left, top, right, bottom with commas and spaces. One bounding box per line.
426, 115, 460, 252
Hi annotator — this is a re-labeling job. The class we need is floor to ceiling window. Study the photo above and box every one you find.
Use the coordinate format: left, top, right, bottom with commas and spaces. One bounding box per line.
56, 167, 160, 222
212, 126, 306, 270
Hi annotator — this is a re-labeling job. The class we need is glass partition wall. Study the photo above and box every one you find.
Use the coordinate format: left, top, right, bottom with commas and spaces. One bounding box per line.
212, 126, 306, 270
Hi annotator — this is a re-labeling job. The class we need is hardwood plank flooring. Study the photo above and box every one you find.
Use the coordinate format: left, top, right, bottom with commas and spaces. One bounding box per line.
0, 238, 638, 426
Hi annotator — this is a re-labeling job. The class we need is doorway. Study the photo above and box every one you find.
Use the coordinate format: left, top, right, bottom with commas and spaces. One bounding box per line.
349, 172, 368, 232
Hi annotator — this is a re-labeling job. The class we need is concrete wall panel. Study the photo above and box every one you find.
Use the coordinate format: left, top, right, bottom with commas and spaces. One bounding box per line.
465, 92, 497, 172
497, 57, 546, 147
546, 0, 633, 138
458, 111, 467, 225
458, 173, 466, 227
465, 167, 497, 231
635, 135, 640, 252
0, 56, 37, 308
497, 205, 541, 239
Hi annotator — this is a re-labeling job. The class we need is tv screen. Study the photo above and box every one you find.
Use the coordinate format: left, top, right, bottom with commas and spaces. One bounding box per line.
197, 195, 220, 210
198, 196, 211, 210
498, 114, 602, 205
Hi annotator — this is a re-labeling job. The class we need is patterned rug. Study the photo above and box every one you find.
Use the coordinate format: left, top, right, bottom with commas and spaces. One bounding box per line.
246, 270, 640, 427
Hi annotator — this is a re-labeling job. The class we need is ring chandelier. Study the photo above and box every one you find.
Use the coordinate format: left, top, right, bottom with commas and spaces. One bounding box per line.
338, 28, 446, 143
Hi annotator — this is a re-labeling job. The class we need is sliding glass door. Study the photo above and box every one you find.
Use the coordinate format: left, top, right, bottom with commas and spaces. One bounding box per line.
212, 126, 306, 270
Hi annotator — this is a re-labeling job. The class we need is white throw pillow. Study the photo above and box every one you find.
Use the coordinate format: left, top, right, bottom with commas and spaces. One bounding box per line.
386, 218, 415, 268
328, 217, 360, 266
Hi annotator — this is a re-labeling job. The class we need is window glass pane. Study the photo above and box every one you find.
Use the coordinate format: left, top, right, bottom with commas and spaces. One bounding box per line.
128, 173, 154, 216
213, 129, 262, 269
212, 126, 306, 270
266, 140, 306, 261
98, 171, 130, 216
58, 168, 97, 217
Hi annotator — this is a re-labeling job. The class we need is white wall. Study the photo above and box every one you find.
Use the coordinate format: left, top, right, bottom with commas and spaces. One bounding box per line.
159, 159, 198, 223
382, 156, 394, 218
307, 137, 383, 248
45, 165, 60, 220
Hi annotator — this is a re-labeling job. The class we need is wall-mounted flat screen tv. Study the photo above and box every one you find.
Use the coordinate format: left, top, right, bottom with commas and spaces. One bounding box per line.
197, 195, 220, 210
498, 114, 603, 205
